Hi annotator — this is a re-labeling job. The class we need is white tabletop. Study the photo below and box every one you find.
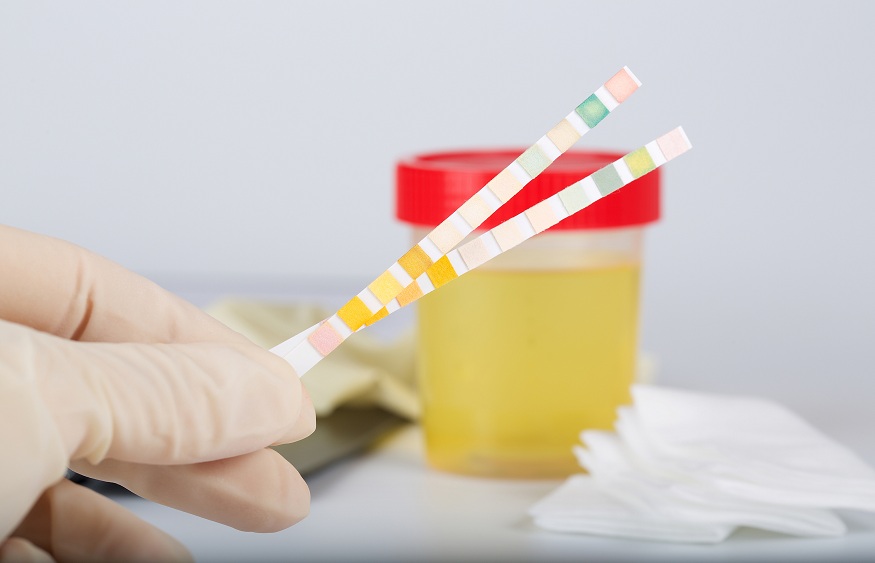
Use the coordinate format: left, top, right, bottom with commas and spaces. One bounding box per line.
116, 422, 875, 562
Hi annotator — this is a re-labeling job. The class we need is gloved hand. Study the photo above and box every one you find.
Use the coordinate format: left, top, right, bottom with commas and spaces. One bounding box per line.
0, 225, 316, 562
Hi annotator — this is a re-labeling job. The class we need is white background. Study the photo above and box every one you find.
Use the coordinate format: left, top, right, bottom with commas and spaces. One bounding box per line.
2, 1, 874, 437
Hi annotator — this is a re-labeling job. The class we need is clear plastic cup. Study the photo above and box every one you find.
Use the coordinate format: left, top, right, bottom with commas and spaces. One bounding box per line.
396, 150, 660, 478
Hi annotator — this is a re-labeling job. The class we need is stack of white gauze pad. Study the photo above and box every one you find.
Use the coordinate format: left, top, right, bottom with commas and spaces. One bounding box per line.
529, 385, 875, 543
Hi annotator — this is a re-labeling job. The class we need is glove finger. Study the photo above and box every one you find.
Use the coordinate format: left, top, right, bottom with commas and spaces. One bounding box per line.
20, 322, 315, 464
72, 448, 310, 533
10, 479, 192, 563
0, 225, 254, 345
0, 538, 54, 563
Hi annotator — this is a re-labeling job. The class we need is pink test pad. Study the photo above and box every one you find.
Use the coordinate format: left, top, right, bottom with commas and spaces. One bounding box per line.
308, 322, 343, 356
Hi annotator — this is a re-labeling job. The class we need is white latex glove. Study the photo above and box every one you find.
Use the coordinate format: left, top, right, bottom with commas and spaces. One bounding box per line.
0, 225, 316, 562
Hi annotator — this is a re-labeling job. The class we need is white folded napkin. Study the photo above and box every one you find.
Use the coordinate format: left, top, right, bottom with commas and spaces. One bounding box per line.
530, 385, 875, 543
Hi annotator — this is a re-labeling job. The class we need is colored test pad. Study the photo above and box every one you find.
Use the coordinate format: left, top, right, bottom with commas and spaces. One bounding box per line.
269, 68, 695, 378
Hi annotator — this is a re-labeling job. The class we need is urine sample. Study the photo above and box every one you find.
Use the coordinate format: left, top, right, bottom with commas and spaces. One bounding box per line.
396, 150, 660, 478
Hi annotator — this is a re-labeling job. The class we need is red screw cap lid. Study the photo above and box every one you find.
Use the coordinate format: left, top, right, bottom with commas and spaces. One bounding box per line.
396, 149, 660, 230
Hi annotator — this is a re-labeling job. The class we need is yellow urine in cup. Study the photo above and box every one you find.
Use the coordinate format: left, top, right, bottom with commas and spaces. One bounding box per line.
417, 263, 640, 478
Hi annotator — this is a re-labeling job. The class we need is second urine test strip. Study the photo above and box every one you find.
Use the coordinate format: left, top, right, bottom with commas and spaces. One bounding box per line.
277, 127, 691, 376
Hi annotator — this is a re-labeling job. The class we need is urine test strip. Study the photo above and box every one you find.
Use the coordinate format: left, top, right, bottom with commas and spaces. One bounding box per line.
271, 67, 640, 367
273, 127, 692, 376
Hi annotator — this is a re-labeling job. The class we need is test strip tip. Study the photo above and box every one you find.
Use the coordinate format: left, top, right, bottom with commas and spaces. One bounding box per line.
655, 126, 692, 161
622, 66, 642, 87
675, 126, 692, 150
